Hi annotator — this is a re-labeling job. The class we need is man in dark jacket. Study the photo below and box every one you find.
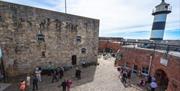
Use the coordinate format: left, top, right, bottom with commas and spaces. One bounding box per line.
52, 70, 58, 83
61, 80, 67, 91
75, 68, 81, 79
32, 75, 38, 91
59, 67, 64, 79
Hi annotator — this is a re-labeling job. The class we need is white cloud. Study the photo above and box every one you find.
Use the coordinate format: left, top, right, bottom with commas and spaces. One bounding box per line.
2, 0, 180, 39
62, 0, 180, 36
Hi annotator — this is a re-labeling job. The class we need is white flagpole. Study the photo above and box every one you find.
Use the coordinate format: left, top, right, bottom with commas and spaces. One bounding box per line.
65, 0, 67, 13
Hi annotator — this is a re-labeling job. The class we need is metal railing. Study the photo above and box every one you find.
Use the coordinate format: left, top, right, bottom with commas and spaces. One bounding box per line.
152, 6, 172, 13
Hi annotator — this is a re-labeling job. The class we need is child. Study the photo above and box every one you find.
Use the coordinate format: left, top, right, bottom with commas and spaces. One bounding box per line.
67, 79, 72, 91
19, 80, 26, 91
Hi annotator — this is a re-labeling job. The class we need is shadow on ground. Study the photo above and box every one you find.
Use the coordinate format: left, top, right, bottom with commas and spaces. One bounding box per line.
3, 65, 97, 91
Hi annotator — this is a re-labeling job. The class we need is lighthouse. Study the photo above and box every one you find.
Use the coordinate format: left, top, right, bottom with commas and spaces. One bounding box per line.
150, 0, 171, 40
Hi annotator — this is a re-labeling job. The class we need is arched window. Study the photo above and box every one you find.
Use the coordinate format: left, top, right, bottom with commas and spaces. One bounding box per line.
81, 48, 86, 54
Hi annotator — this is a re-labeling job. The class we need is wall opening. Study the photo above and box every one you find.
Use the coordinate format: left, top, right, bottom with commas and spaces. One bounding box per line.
76, 36, 81, 42
42, 51, 46, 57
72, 55, 77, 65
81, 48, 86, 54
155, 69, 169, 90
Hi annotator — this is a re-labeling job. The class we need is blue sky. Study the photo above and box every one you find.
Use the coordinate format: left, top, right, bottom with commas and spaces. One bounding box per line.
2, 0, 180, 40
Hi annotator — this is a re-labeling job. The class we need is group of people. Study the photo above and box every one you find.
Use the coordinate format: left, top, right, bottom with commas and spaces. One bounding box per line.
138, 75, 158, 91
19, 67, 42, 91
117, 67, 131, 84
18, 66, 82, 91
61, 79, 72, 91
117, 66, 158, 91
51, 67, 64, 83
19, 74, 39, 91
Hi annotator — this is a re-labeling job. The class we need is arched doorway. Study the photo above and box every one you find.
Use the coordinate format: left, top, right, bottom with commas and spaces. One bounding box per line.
72, 55, 77, 65
155, 69, 169, 90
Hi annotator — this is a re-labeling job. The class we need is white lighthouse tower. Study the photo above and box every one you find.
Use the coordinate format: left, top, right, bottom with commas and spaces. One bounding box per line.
150, 0, 171, 40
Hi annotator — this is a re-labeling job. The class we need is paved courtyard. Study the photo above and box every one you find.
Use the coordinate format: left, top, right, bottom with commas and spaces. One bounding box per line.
70, 56, 142, 91
2, 56, 143, 91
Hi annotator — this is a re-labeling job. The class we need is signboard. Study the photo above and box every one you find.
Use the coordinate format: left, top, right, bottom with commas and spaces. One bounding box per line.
160, 58, 168, 66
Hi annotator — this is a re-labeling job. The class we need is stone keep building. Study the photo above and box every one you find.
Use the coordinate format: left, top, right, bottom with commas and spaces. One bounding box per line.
0, 1, 99, 76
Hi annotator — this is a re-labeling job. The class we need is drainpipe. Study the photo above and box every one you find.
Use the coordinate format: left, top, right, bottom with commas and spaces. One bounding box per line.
148, 55, 153, 75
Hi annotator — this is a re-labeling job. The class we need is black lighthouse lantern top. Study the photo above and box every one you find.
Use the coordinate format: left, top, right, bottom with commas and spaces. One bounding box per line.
152, 0, 171, 15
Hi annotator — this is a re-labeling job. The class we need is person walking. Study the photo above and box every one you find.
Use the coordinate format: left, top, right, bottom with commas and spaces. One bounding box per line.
66, 79, 72, 91
75, 68, 81, 80
19, 80, 26, 91
122, 71, 127, 84
35, 67, 42, 82
147, 75, 152, 83
59, 67, 64, 79
52, 70, 58, 83
61, 80, 67, 91
117, 67, 121, 78
32, 75, 38, 91
26, 74, 31, 91
150, 78, 158, 91
0, 70, 4, 82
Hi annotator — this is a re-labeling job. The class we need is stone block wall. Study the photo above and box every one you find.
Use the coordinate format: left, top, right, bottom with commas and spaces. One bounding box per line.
0, 1, 99, 76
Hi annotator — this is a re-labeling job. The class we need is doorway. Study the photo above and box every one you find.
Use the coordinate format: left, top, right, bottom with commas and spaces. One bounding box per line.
72, 55, 77, 65
132, 64, 138, 73
155, 69, 169, 90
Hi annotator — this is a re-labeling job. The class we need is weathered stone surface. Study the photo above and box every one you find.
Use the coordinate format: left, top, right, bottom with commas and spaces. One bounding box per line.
0, 1, 99, 76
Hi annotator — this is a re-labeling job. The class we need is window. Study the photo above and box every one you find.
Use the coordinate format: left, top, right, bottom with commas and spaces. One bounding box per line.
142, 66, 149, 75
81, 48, 86, 54
165, 6, 168, 9
42, 51, 45, 57
37, 31, 45, 42
133, 65, 138, 73
76, 36, 81, 42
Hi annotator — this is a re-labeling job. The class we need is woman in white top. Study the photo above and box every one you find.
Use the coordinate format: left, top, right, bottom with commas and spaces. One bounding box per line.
26, 74, 31, 86
35, 67, 42, 82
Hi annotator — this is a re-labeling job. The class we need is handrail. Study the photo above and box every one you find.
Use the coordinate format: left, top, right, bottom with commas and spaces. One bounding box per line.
152, 6, 172, 13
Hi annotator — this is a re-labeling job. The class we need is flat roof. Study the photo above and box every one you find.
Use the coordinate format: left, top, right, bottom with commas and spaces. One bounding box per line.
122, 45, 180, 58
0, 1, 99, 21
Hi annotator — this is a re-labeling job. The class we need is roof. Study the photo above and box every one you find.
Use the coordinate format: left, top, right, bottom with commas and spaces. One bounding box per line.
123, 45, 180, 58
156, 0, 170, 7
0, 1, 99, 21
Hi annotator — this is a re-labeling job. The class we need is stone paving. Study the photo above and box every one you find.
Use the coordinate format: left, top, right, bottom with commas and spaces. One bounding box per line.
70, 57, 142, 91
0, 83, 10, 91
2, 56, 143, 91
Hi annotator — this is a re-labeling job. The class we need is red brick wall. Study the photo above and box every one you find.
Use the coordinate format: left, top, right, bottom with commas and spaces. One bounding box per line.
117, 47, 180, 91
99, 40, 122, 52
98, 41, 180, 91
